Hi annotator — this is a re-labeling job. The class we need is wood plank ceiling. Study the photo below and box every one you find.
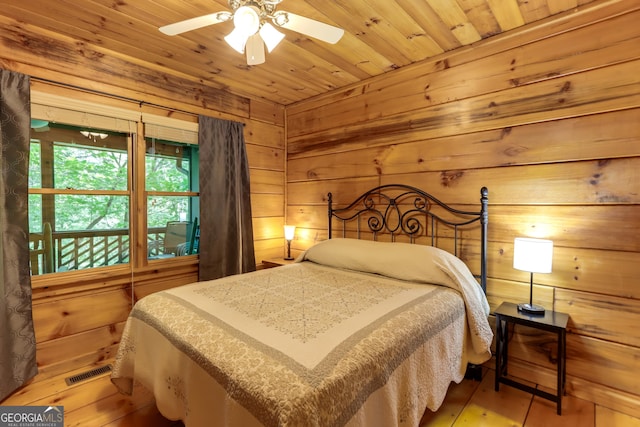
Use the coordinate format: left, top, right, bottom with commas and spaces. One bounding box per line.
0, 0, 597, 106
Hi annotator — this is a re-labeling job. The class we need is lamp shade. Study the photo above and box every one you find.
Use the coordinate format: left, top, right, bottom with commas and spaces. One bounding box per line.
284, 225, 296, 241
513, 237, 553, 273
259, 23, 285, 52
224, 6, 260, 53
233, 6, 260, 36
224, 27, 250, 53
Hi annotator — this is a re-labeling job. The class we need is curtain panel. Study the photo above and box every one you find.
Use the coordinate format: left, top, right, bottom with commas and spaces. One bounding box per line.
0, 69, 37, 401
198, 116, 256, 281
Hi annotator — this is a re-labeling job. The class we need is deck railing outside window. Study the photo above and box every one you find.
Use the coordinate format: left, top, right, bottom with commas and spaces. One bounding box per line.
29, 228, 170, 275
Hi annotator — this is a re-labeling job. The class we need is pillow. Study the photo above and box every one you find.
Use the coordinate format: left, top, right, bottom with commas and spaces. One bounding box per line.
300, 238, 461, 285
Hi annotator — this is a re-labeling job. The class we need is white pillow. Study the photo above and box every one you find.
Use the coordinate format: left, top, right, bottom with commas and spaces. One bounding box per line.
300, 238, 460, 284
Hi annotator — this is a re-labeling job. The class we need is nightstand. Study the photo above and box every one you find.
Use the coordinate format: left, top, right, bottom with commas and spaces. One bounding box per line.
494, 301, 569, 415
261, 258, 296, 269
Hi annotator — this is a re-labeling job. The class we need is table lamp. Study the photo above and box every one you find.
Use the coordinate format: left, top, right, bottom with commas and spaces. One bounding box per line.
284, 225, 296, 260
513, 237, 553, 315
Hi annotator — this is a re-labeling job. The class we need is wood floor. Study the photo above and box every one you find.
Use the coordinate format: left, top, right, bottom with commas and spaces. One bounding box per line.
3, 361, 640, 427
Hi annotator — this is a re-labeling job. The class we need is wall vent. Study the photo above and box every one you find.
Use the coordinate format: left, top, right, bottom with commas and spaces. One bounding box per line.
65, 364, 112, 386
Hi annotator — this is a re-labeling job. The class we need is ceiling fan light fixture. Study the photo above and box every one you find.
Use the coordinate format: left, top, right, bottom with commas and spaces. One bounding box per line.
225, 5, 261, 53
160, 1, 345, 64
233, 6, 260, 36
225, 27, 250, 53
80, 131, 108, 141
259, 22, 285, 52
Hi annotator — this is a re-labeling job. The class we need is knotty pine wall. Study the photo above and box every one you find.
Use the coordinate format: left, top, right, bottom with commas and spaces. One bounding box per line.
0, 18, 285, 386
285, 0, 640, 418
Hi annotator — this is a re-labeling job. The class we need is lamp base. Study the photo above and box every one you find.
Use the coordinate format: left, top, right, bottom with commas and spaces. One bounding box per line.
517, 303, 545, 315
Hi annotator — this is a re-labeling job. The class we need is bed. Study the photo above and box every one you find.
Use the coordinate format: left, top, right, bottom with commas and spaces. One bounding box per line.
111, 184, 492, 427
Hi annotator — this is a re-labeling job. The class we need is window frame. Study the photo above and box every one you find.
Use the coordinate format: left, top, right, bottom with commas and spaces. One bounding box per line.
141, 108, 200, 264
28, 89, 200, 286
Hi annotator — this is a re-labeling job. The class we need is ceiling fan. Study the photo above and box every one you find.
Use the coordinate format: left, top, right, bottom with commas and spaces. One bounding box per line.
159, 0, 345, 65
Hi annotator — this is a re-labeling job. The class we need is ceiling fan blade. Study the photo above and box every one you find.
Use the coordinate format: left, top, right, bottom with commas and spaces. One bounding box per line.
159, 12, 232, 36
273, 12, 344, 44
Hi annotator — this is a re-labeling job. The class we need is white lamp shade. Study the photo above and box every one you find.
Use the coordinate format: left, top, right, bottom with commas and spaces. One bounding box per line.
284, 225, 296, 241
259, 23, 285, 52
233, 6, 260, 36
225, 6, 260, 53
225, 27, 250, 53
513, 237, 553, 273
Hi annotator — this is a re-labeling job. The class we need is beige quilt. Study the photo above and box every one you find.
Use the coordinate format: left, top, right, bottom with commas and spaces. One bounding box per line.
111, 239, 492, 427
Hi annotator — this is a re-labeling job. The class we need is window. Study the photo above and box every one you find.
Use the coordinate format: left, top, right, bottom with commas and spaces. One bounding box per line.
146, 137, 200, 259
29, 122, 133, 274
27, 90, 199, 277
142, 112, 199, 261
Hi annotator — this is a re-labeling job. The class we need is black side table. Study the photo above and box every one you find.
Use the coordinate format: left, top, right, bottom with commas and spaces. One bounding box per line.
494, 301, 569, 415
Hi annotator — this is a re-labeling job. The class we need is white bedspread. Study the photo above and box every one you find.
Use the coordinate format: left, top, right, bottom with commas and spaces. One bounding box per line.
111, 239, 492, 427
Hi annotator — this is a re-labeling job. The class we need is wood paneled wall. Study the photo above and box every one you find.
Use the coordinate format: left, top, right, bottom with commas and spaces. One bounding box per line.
0, 18, 285, 386
285, 0, 640, 418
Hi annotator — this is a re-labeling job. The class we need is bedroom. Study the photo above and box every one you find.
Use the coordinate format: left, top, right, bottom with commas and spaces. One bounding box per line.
0, 0, 638, 425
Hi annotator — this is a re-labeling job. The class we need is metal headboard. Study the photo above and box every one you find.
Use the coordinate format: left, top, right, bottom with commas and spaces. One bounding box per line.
327, 185, 488, 293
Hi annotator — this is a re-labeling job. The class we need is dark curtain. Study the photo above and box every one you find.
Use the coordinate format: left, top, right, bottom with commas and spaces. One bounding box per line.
0, 69, 37, 401
198, 116, 256, 281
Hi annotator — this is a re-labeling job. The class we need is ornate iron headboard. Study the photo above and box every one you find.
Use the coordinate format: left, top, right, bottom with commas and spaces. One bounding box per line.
327, 185, 489, 293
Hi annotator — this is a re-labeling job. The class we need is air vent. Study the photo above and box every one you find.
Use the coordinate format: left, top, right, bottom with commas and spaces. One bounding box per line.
65, 364, 112, 386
